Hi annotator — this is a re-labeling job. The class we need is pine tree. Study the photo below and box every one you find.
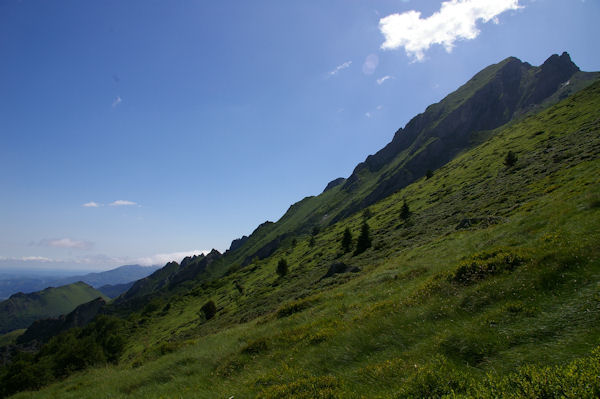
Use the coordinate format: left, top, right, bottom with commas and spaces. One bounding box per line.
426, 169, 434, 179
341, 227, 353, 253
276, 258, 288, 277
353, 221, 371, 256
504, 150, 518, 167
400, 200, 411, 220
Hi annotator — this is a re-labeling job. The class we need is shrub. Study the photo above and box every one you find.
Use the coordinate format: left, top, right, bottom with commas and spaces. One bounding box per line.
257, 375, 340, 398
426, 169, 434, 179
201, 300, 217, 320
276, 298, 313, 318
449, 249, 526, 285
468, 346, 600, 398
241, 338, 269, 355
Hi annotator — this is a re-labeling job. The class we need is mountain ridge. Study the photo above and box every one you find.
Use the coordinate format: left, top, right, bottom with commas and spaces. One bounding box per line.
113, 52, 599, 305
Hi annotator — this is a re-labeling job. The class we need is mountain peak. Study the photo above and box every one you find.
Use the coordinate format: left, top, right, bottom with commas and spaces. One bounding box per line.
542, 51, 579, 74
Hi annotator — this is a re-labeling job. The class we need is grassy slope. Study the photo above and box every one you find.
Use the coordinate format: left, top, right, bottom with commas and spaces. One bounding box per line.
12, 82, 600, 398
0, 282, 106, 334
216, 61, 599, 279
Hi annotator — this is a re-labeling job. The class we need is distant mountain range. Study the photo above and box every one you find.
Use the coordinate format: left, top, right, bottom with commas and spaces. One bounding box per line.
0, 264, 159, 300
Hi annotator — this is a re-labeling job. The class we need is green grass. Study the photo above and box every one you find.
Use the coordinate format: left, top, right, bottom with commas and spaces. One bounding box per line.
6, 82, 600, 398
0, 282, 107, 334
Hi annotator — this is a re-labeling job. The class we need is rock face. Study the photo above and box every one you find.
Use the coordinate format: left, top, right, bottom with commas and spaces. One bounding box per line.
169, 249, 222, 286
17, 297, 106, 345
117, 250, 224, 303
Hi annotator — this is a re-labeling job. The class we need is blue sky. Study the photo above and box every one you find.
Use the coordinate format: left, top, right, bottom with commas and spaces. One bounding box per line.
1, 0, 598, 271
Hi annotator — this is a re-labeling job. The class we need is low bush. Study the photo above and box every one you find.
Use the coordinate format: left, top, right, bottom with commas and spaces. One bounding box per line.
449, 249, 527, 285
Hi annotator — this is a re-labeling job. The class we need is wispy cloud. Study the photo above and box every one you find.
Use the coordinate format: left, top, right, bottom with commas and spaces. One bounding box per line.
38, 238, 94, 250
0, 256, 55, 262
109, 200, 137, 207
132, 250, 210, 267
82, 201, 101, 208
365, 105, 384, 119
376, 75, 393, 85
76, 250, 211, 267
112, 96, 122, 108
379, 0, 522, 61
0, 249, 213, 269
362, 54, 379, 75
328, 61, 352, 77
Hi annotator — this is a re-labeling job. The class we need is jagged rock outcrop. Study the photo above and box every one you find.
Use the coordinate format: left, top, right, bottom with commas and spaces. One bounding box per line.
169, 249, 222, 286
227, 236, 249, 253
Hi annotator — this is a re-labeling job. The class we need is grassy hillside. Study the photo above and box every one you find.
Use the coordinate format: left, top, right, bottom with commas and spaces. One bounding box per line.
185, 53, 598, 284
0, 282, 106, 334
7, 78, 600, 398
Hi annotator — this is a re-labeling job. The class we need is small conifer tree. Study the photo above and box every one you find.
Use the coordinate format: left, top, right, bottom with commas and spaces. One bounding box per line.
426, 169, 434, 179
353, 221, 371, 256
341, 227, 353, 253
504, 150, 518, 167
276, 258, 288, 277
400, 200, 411, 220
309, 236, 316, 247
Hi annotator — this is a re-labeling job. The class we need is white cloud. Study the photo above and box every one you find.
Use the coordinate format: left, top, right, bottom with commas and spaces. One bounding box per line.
112, 96, 122, 108
376, 75, 393, 85
109, 200, 137, 207
38, 238, 94, 250
379, 0, 522, 61
362, 54, 379, 75
328, 61, 352, 77
365, 112, 373, 118
132, 250, 209, 266
82, 201, 101, 208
